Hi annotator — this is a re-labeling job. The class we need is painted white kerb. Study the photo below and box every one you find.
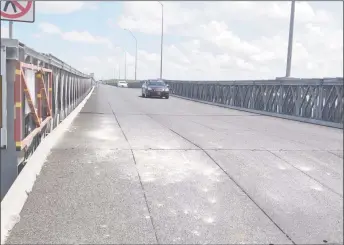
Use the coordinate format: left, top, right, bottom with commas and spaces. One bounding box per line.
1, 86, 95, 244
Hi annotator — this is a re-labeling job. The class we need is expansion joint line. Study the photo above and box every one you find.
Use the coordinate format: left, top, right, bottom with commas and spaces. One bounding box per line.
107, 101, 160, 244
145, 114, 296, 245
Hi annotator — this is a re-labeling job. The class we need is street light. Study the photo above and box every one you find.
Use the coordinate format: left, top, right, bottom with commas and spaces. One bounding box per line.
118, 50, 126, 81
285, 0, 295, 77
117, 64, 120, 80
9, 21, 13, 39
124, 28, 138, 81
157, 1, 164, 80
124, 50, 127, 81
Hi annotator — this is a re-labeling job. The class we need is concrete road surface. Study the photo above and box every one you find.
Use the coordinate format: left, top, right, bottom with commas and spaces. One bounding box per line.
6, 85, 343, 244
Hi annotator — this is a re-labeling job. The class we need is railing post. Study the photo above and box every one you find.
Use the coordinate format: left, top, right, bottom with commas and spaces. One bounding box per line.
295, 86, 301, 116
14, 62, 22, 151
317, 82, 324, 120
48, 72, 53, 117
278, 85, 284, 114
251, 85, 256, 109
35, 71, 43, 123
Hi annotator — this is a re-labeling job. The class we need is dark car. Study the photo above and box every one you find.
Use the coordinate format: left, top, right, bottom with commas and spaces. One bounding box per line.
142, 80, 169, 99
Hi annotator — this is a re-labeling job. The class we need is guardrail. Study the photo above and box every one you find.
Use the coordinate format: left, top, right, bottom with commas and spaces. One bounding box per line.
165, 78, 343, 128
1, 38, 94, 199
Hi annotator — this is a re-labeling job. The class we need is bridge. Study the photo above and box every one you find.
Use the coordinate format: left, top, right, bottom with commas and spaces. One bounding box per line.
1, 39, 343, 244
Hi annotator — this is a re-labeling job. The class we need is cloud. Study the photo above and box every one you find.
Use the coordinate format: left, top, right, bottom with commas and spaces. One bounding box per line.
117, 1, 203, 35
38, 22, 113, 48
84, 2, 99, 11
113, 1, 343, 79
83, 56, 101, 64
36, 1, 98, 14
30, 1, 342, 80
39, 23, 61, 34
117, 2, 162, 35
62, 31, 110, 46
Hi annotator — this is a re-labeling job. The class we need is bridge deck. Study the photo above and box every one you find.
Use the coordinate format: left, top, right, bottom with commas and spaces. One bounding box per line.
6, 85, 343, 244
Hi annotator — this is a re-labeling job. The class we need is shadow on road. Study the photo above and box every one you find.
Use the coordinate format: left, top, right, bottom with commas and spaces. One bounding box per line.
138, 95, 164, 99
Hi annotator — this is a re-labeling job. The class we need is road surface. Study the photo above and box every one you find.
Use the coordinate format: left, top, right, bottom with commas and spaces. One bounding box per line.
6, 85, 343, 244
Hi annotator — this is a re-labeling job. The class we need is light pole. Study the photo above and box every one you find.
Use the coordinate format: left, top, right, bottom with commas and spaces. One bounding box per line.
124, 51, 127, 81
157, 1, 164, 80
118, 64, 120, 80
9, 21, 13, 39
119, 64, 121, 80
285, 0, 295, 77
124, 29, 138, 81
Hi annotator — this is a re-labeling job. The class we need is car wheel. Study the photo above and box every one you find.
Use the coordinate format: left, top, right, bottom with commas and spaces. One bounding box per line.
165, 95, 169, 99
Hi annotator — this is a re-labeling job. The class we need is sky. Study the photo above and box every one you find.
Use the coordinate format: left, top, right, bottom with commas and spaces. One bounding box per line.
0, 1, 343, 81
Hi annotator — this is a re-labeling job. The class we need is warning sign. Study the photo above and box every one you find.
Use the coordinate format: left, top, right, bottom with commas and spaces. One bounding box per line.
0, 1, 35, 23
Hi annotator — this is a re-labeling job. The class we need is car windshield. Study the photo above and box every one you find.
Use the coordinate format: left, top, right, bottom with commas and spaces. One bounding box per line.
148, 81, 165, 86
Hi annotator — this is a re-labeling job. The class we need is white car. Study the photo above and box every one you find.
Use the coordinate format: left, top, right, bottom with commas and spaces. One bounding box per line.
117, 81, 128, 88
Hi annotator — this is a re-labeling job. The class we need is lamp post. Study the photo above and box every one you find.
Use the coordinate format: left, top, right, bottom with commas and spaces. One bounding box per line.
118, 64, 120, 80
285, 0, 295, 77
124, 50, 127, 81
157, 1, 164, 80
124, 29, 138, 81
9, 21, 13, 39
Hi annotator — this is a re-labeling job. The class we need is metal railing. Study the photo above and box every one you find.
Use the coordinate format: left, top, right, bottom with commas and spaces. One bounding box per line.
165, 78, 344, 128
1, 38, 95, 199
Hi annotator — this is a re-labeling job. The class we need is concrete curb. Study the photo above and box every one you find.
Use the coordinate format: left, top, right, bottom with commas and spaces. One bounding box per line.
1, 87, 95, 245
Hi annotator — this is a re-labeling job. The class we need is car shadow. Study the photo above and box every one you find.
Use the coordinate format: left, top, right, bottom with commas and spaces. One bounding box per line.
138, 95, 163, 99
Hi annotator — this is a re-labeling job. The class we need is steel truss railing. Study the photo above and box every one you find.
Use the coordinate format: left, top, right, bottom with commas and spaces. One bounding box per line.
1, 38, 94, 199
165, 78, 343, 128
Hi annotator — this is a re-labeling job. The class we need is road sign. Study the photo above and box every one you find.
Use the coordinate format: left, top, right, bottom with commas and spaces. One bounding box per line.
0, 1, 35, 23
